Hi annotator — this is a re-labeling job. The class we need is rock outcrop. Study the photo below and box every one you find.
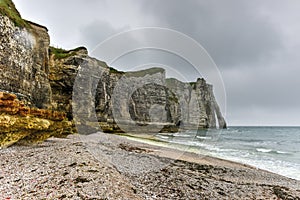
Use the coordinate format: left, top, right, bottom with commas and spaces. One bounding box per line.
0, 14, 51, 108
49, 50, 226, 133
0, 0, 226, 146
0, 91, 72, 147
166, 78, 227, 129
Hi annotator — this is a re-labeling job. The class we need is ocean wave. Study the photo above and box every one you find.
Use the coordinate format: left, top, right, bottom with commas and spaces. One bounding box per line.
276, 151, 289, 154
224, 138, 265, 143
173, 133, 195, 137
218, 154, 300, 181
256, 148, 289, 154
156, 135, 169, 139
256, 148, 272, 153
196, 136, 212, 140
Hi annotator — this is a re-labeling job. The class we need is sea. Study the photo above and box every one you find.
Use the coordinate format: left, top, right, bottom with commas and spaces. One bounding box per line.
140, 126, 300, 181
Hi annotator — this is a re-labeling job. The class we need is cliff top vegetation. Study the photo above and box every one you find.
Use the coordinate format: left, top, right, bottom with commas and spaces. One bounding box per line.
0, 0, 28, 27
126, 67, 165, 77
49, 46, 87, 59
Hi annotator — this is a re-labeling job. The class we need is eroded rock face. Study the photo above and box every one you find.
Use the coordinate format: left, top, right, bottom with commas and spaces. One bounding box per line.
0, 92, 72, 147
49, 48, 90, 119
49, 49, 226, 132
0, 15, 51, 108
166, 78, 226, 129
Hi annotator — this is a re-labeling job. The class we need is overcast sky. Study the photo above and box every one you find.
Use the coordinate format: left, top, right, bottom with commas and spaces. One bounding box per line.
13, 0, 300, 126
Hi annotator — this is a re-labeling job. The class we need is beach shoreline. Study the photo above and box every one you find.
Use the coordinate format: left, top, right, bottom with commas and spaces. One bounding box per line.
116, 131, 300, 181
1, 133, 299, 199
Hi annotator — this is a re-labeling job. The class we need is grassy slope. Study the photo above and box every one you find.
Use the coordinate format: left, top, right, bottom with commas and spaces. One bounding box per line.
49, 46, 88, 59
0, 0, 29, 28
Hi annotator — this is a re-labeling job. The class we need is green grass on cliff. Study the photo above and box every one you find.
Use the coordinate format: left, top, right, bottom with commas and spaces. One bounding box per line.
126, 67, 165, 77
0, 0, 29, 28
50, 46, 125, 74
49, 46, 87, 59
109, 67, 124, 74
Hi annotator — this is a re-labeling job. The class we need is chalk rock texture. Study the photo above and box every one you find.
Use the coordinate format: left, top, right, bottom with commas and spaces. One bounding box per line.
0, 15, 51, 108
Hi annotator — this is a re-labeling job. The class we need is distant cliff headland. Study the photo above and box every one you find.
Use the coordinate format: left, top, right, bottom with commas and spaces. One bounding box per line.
0, 0, 226, 147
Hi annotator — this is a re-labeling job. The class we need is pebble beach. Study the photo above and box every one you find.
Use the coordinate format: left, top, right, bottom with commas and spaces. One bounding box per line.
0, 133, 299, 199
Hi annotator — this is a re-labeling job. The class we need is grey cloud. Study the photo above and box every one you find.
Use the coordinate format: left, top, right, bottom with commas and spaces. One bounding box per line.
134, 0, 300, 125
137, 0, 284, 68
79, 20, 129, 51
14, 0, 110, 48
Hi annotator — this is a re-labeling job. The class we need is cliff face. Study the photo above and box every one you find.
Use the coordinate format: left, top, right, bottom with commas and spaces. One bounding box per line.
49, 50, 226, 132
166, 78, 226, 129
0, 1, 226, 146
49, 51, 178, 133
0, 3, 72, 147
0, 15, 51, 108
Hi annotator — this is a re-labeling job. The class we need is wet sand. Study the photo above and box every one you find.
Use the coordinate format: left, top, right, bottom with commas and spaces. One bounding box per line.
0, 132, 299, 199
